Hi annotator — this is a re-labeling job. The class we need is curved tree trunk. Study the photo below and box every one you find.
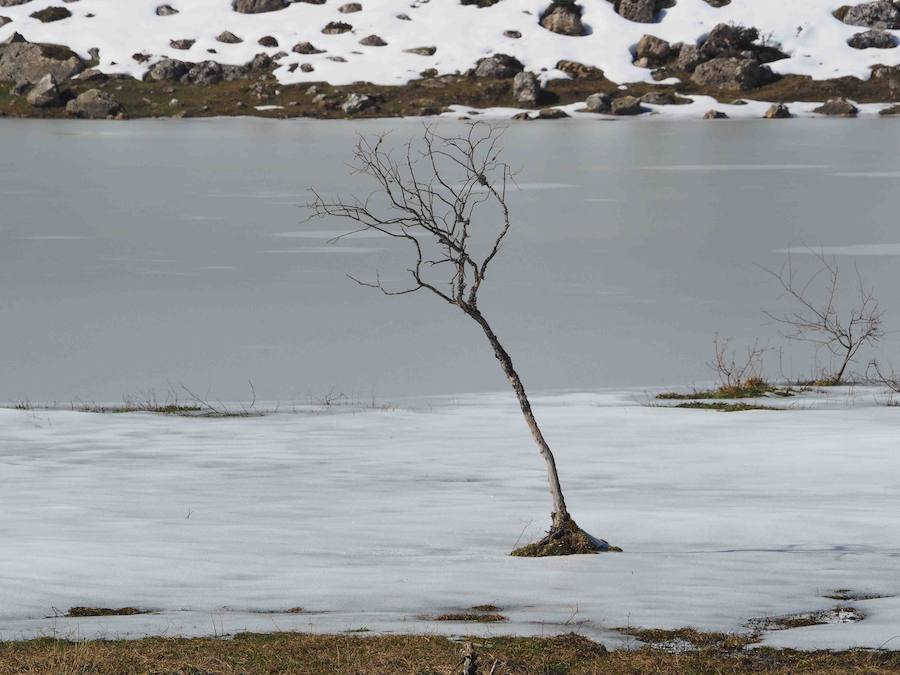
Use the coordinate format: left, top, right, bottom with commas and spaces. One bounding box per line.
464, 305, 571, 530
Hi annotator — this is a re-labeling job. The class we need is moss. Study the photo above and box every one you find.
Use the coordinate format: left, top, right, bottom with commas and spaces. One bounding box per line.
511, 519, 621, 557
65, 607, 148, 618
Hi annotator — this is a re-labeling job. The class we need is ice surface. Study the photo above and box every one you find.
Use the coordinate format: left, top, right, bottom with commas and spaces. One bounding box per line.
0, 0, 898, 89
1, 387, 899, 649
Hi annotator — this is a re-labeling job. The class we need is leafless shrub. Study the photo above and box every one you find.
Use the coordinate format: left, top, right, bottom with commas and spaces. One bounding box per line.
708, 335, 769, 392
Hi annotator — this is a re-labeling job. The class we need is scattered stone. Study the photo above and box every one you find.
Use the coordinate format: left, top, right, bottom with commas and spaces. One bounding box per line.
813, 98, 859, 116
879, 103, 900, 115
25, 72, 61, 107
614, 0, 667, 24
66, 88, 123, 118
640, 90, 676, 104
232, 0, 288, 13
839, 0, 900, 29
359, 34, 387, 46
703, 109, 728, 118
512, 70, 540, 105
170, 39, 195, 50
293, 41, 324, 54
30, 6, 70, 22
691, 57, 771, 90
258, 35, 278, 47
555, 59, 604, 78
537, 107, 569, 119
341, 92, 375, 114
404, 46, 436, 56
582, 91, 611, 112
300, 63, 314, 72
144, 58, 187, 81
473, 53, 524, 78
396, 13, 410, 20
763, 102, 791, 118
540, 1, 585, 36
504, 30, 522, 38
611, 95, 645, 115
322, 21, 352, 34
156, 4, 178, 15
0, 39, 85, 84
216, 31, 243, 44
634, 34, 671, 67
338, 2, 361, 12
847, 28, 897, 48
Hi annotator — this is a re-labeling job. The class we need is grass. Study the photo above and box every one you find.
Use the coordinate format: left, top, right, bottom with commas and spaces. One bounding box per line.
510, 519, 621, 557
674, 401, 778, 412
618, 627, 759, 651
2, 632, 900, 674
64, 607, 149, 618
433, 613, 507, 623
657, 379, 798, 400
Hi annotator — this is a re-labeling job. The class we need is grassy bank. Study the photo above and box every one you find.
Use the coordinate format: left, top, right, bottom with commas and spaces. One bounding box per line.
2, 632, 899, 674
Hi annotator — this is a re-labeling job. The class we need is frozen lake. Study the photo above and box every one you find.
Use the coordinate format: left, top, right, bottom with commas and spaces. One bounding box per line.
2, 118, 900, 403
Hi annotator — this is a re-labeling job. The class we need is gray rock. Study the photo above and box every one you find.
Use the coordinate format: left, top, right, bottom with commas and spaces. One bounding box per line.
840, 0, 900, 29
216, 31, 243, 44
583, 91, 611, 112
704, 0, 730, 5
691, 57, 770, 90
513, 71, 540, 105
763, 102, 791, 118
634, 34, 671, 67
674, 43, 702, 71
703, 109, 728, 118
359, 34, 387, 46
473, 53, 524, 78
183, 60, 225, 85
504, 30, 522, 38
338, 2, 362, 11
156, 4, 179, 15
144, 58, 188, 81
341, 92, 375, 114
813, 98, 859, 116
0, 40, 85, 84
640, 90, 676, 105
30, 6, 70, 22
322, 21, 352, 34
0, 0, 35, 6
0, 16, 11, 27
293, 41, 324, 54
25, 72, 61, 107
879, 103, 900, 115
610, 95, 645, 115
699, 23, 760, 59
537, 107, 569, 119
540, 2, 585, 36
615, 0, 663, 23
404, 46, 436, 56
170, 39, 195, 50
847, 28, 897, 48
232, 0, 287, 13
66, 88, 123, 118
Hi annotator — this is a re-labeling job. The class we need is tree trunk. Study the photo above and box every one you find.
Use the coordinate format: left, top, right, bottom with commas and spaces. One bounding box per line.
464, 305, 571, 530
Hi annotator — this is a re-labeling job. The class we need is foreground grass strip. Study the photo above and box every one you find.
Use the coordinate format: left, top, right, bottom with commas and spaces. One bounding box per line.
2, 633, 900, 674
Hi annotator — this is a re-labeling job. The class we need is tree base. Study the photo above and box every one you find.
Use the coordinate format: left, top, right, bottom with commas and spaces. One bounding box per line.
510, 519, 622, 557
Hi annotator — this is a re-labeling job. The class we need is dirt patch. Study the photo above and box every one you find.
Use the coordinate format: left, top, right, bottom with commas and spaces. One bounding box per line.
824, 590, 894, 601
674, 401, 778, 412
64, 607, 149, 618
511, 518, 621, 557
618, 627, 758, 652
433, 612, 507, 622
748, 607, 864, 631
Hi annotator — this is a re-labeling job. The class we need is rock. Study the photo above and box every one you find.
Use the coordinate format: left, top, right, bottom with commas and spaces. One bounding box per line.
540, 1, 585, 36
341, 92, 376, 114
512, 70, 540, 105
813, 98, 859, 116
404, 46, 436, 56
293, 41, 324, 54
583, 91, 611, 112
674, 43, 702, 71
840, 0, 900, 29
0, 40, 85, 84
511, 111, 531, 120
258, 36, 278, 47
537, 108, 569, 119
504, 30, 522, 38
640, 90, 676, 104
847, 28, 897, 48
691, 57, 770, 90
66, 89, 123, 118
322, 21, 352, 34
473, 53, 524, 78
703, 109, 728, 118
634, 34, 671, 67
614, 0, 666, 23
156, 4, 178, 15
300, 63, 314, 72
30, 6, 70, 22
338, 2, 361, 11
216, 31, 243, 44
555, 60, 604, 78
359, 34, 387, 46
763, 102, 790, 118
183, 60, 226, 84
0, 16, 11, 28
170, 39, 195, 50
9, 79, 28, 96
144, 57, 188, 81
700, 23, 759, 59
248, 52, 272, 69
704, 0, 730, 5
232, 0, 288, 13
610, 95, 645, 115
76, 68, 109, 82
25, 72, 61, 107
879, 103, 900, 115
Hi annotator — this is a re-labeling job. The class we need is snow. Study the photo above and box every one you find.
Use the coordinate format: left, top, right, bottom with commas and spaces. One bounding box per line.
2, 387, 899, 649
1, 0, 899, 88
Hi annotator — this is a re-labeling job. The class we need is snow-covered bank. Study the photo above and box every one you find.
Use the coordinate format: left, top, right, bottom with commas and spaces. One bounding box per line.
2, 387, 899, 649
1, 0, 900, 87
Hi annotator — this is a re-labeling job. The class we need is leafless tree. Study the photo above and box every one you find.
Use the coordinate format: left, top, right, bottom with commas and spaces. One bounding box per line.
869, 360, 900, 394
763, 251, 883, 385
309, 123, 615, 555
708, 334, 769, 392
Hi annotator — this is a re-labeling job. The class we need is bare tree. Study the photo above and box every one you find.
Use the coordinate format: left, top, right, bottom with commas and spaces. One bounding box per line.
309, 123, 617, 556
763, 251, 883, 385
708, 334, 769, 393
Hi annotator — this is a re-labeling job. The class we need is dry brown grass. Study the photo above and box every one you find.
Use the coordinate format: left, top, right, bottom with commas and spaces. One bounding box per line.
2, 632, 900, 675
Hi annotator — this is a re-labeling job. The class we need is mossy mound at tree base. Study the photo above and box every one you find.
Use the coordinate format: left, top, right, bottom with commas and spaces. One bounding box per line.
511, 519, 622, 557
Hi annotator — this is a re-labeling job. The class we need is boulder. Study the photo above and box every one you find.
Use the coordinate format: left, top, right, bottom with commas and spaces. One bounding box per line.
0, 16, 11, 27
614, 0, 667, 23
583, 91, 611, 112
763, 102, 790, 118
879, 103, 900, 114
537, 107, 569, 118
183, 60, 225, 85
404, 46, 436, 55
847, 28, 897, 48
232, 0, 288, 13
25, 72, 61, 107
322, 21, 352, 34
170, 39, 195, 50
610, 95, 645, 115
473, 53, 524, 78
144, 58, 188, 81
640, 90, 677, 104
634, 34, 671, 67
66, 89, 123, 118
699, 23, 759, 59
813, 98, 859, 116
704, 0, 730, 5
338, 2, 362, 11
341, 92, 376, 114
293, 41, 324, 54
0, 40, 85, 84
359, 34, 387, 46
703, 109, 728, 118
30, 6, 70, 22
512, 70, 539, 105
839, 0, 900, 28
540, 1, 585, 36
691, 57, 770, 90
216, 31, 243, 44
674, 43, 702, 71
156, 5, 179, 15
258, 35, 279, 47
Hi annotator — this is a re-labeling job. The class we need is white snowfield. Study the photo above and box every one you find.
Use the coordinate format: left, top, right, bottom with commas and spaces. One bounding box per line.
2, 387, 899, 650
1, 0, 899, 87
